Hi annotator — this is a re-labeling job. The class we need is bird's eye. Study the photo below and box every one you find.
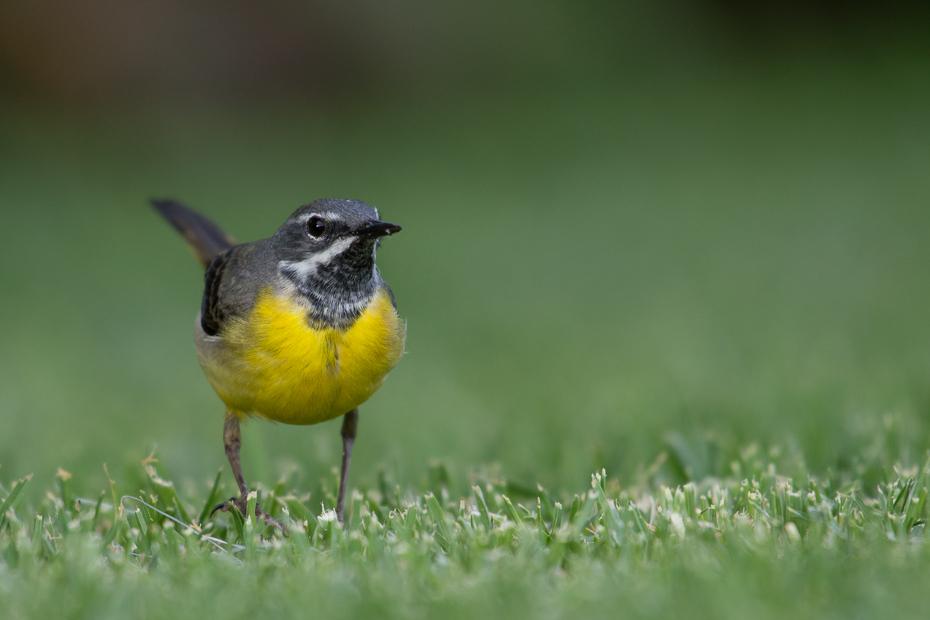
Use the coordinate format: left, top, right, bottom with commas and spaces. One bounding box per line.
307, 216, 326, 237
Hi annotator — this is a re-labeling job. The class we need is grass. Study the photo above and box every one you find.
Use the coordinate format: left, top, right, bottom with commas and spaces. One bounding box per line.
2, 436, 930, 619
2, 34, 930, 618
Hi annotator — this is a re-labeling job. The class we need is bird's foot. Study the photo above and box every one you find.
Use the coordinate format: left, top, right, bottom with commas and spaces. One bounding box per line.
210, 495, 289, 535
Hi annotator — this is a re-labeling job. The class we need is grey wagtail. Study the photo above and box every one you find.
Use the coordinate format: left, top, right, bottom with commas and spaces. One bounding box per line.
153, 199, 405, 527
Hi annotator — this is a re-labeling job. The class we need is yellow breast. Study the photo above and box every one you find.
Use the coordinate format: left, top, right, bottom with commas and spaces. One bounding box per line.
199, 287, 406, 425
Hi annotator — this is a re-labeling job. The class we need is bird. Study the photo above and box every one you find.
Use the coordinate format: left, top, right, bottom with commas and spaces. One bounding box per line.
152, 198, 406, 528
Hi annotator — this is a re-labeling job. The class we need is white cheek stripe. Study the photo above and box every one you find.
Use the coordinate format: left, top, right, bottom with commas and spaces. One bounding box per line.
279, 236, 354, 278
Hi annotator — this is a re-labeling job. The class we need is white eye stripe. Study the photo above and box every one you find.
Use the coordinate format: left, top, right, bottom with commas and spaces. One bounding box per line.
279, 237, 355, 278
296, 212, 345, 224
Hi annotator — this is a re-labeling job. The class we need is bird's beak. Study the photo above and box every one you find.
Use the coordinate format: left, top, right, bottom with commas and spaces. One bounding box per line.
357, 220, 402, 238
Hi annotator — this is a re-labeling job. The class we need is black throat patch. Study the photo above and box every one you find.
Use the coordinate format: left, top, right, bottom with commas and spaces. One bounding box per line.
279, 239, 383, 330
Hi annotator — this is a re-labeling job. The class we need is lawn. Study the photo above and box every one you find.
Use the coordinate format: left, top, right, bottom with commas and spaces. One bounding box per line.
2, 38, 930, 618
1, 442, 929, 619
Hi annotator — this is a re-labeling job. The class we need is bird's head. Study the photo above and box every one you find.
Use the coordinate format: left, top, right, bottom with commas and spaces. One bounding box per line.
273, 199, 401, 321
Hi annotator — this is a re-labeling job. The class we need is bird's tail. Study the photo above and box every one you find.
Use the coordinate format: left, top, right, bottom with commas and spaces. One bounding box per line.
151, 199, 237, 269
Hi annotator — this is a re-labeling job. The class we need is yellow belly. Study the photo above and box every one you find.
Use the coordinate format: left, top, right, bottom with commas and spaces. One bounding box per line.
199, 287, 406, 425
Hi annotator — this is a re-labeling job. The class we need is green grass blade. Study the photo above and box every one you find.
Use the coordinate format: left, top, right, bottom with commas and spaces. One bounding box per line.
425, 493, 452, 551
0, 475, 31, 527
472, 486, 492, 529
501, 495, 523, 525
145, 465, 192, 525
197, 469, 224, 526
228, 504, 246, 543
92, 492, 105, 530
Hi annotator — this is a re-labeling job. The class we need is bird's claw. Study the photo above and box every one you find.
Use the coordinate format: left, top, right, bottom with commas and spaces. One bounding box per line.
209, 495, 289, 535
210, 496, 239, 516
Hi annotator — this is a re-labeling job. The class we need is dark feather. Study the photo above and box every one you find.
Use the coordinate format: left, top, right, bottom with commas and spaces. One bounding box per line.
151, 199, 237, 269
201, 251, 230, 336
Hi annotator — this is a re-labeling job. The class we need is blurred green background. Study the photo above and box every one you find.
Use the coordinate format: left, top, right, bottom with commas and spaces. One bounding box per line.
1, 1, 929, 501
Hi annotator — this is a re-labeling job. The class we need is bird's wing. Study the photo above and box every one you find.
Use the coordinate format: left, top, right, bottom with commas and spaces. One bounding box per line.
201, 250, 231, 336
199, 242, 269, 337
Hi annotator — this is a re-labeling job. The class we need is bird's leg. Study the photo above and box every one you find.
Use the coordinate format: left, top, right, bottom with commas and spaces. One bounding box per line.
336, 408, 359, 524
223, 411, 248, 498
211, 410, 287, 534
